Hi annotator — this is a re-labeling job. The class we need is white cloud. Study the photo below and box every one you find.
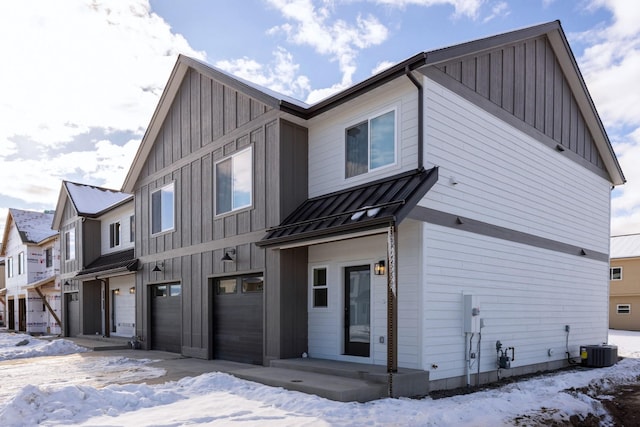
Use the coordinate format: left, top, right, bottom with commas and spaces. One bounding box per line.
482, 1, 510, 23
0, 0, 204, 208
372, 0, 484, 19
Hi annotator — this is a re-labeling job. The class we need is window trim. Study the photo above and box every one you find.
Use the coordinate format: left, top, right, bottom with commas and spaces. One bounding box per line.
610, 267, 623, 281
129, 215, 135, 243
151, 182, 176, 236
617, 304, 631, 315
345, 107, 397, 179
214, 146, 253, 216
109, 221, 121, 248
310, 265, 329, 310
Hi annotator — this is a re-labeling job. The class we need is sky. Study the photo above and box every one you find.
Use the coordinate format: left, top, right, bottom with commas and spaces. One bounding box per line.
0, 330, 639, 425
0, 0, 639, 238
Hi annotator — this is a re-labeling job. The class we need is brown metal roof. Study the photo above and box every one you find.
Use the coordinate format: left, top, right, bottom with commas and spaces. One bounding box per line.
258, 167, 438, 248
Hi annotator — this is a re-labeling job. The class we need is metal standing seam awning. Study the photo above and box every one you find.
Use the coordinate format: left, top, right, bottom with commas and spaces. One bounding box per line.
74, 248, 139, 280
257, 167, 439, 248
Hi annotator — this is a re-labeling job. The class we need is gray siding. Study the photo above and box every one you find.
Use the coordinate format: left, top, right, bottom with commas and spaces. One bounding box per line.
434, 36, 604, 170
133, 66, 309, 361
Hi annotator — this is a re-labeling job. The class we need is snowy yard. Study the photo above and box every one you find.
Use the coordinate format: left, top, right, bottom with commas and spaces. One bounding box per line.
0, 330, 638, 426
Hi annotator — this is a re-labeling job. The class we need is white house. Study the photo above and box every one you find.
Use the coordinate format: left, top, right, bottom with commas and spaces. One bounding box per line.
121, 20, 624, 395
0, 209, 61, 335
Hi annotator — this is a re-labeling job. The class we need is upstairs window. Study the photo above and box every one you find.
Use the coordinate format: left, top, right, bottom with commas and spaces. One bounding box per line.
151, 183, 175, 235
345, 110, 396, 178
18, 252, 25, 275
610, 267, 622, 281
7, 257, 13, 278
45, 248, 53, 268
109, 221, 121, 248
129, 215, 135, 242
215, 147, 252, 215
65, 229, 76, 261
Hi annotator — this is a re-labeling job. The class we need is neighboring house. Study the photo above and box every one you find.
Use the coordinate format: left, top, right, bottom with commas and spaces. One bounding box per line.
0, 259, 6, 327
0, 209, 61, 334
52, 181, 136, 338
122, 20, 624, 393
610, 234, 640, 331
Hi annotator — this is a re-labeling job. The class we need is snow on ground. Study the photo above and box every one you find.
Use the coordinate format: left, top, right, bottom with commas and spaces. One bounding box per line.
0, 330, 638, 426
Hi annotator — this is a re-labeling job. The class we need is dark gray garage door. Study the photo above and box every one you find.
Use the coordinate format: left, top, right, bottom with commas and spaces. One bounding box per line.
213, 275, 263, 365
151, 283, 181, 353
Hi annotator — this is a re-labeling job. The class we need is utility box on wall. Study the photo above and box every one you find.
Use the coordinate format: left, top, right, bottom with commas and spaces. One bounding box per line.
463, 294, 481, 333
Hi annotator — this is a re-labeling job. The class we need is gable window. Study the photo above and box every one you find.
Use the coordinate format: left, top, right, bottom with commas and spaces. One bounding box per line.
45, 248, 53, 268
617, 304, 631, 314
7, 257, 13, 278
18, 252, 25, 275
151, 183, 175, 234
65, 229, 76, 261
610, 267, 622, 280
215, 147, 252, 215
109, 221, 121, 248
312, 267, 328, 308
345, 109, 396, 178
129, 215, 135, 243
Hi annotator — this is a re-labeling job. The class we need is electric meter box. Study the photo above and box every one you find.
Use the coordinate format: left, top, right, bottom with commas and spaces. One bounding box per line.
463, 294, 480, 333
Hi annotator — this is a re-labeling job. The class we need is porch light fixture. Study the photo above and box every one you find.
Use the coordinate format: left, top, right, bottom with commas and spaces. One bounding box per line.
152, 261, 164, 272
221, 249, 236, 262
129, 286, 135, 294
114, 289, 120, 295
374, 260, 386, 276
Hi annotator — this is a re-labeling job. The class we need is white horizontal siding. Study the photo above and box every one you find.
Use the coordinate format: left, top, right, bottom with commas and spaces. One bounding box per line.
100, 203, 135, 254
422, 223, 609, 381
422, 78, 611, 253
308, 78, 420, 197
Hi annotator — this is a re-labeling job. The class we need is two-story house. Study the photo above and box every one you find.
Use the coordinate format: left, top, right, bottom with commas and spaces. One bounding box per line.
52, 181, 135, 337
610, 234, 640, 331
122, 20, 624, 393
0, 209, 61, 334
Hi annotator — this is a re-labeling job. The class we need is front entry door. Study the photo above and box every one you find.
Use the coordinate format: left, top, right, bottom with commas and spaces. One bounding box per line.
344, 265, 371, 357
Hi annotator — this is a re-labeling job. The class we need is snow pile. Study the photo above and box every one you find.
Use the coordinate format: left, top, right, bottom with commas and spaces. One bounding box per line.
0, 330, 638, 426
0, 333, 87, 361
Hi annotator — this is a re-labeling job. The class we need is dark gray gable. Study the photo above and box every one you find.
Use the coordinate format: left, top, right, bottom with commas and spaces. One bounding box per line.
428, 34, 605, 173
139, 67, 275, 181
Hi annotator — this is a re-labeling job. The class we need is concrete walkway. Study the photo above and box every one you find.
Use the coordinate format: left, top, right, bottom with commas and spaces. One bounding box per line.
65, 336, 428, 402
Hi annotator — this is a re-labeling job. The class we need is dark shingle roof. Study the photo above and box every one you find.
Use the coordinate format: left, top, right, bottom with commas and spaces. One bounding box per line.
258, 167, 438, 248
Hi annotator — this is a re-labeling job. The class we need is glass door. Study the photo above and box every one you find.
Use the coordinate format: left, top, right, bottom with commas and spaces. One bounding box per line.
344, 265, 371, 357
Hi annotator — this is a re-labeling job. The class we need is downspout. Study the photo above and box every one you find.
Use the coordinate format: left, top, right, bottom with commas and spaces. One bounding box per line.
387, 222, 398, 397
405, 66, 424, 170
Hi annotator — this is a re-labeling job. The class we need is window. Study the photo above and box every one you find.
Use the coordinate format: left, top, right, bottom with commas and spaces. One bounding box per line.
18, 252, 25, 275
65, 229, 76, 261
345, 110, 396, 178
610, 267, 622, 280
242, 276, 264, 293
216, 274, 264, 295
151, 183, 175, 234
617, 304, 631, 314
45, 248, 53, 268
109, 221, 121, 248
129, 215, 135, 242
312, 267, 328, 308
215, 147, 252, 215
7, 257, 13, 278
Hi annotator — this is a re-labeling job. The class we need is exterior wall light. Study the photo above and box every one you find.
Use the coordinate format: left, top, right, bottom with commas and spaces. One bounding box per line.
129, 286, 135, 294
374, 260, 386, 275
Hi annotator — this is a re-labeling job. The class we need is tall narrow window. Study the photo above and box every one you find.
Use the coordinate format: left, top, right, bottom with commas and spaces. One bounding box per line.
45, 248, 53, 268
215, 147, 252, 215
312, 267, 328, 308
18, 252, 25, 275
129, 215, 135, 242
7, 257, 13, 278
65, 229, 76, 261
109, 221, 121, 248
151, 183, 175, 234
345, 110, 396, 178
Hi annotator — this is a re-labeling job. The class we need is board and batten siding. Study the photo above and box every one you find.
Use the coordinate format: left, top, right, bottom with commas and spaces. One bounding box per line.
307, 77, 419, 198
422, 224, 608, 383
433, 35, 605, 171
132, 65, 309, 360
422, 77, 611, 253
